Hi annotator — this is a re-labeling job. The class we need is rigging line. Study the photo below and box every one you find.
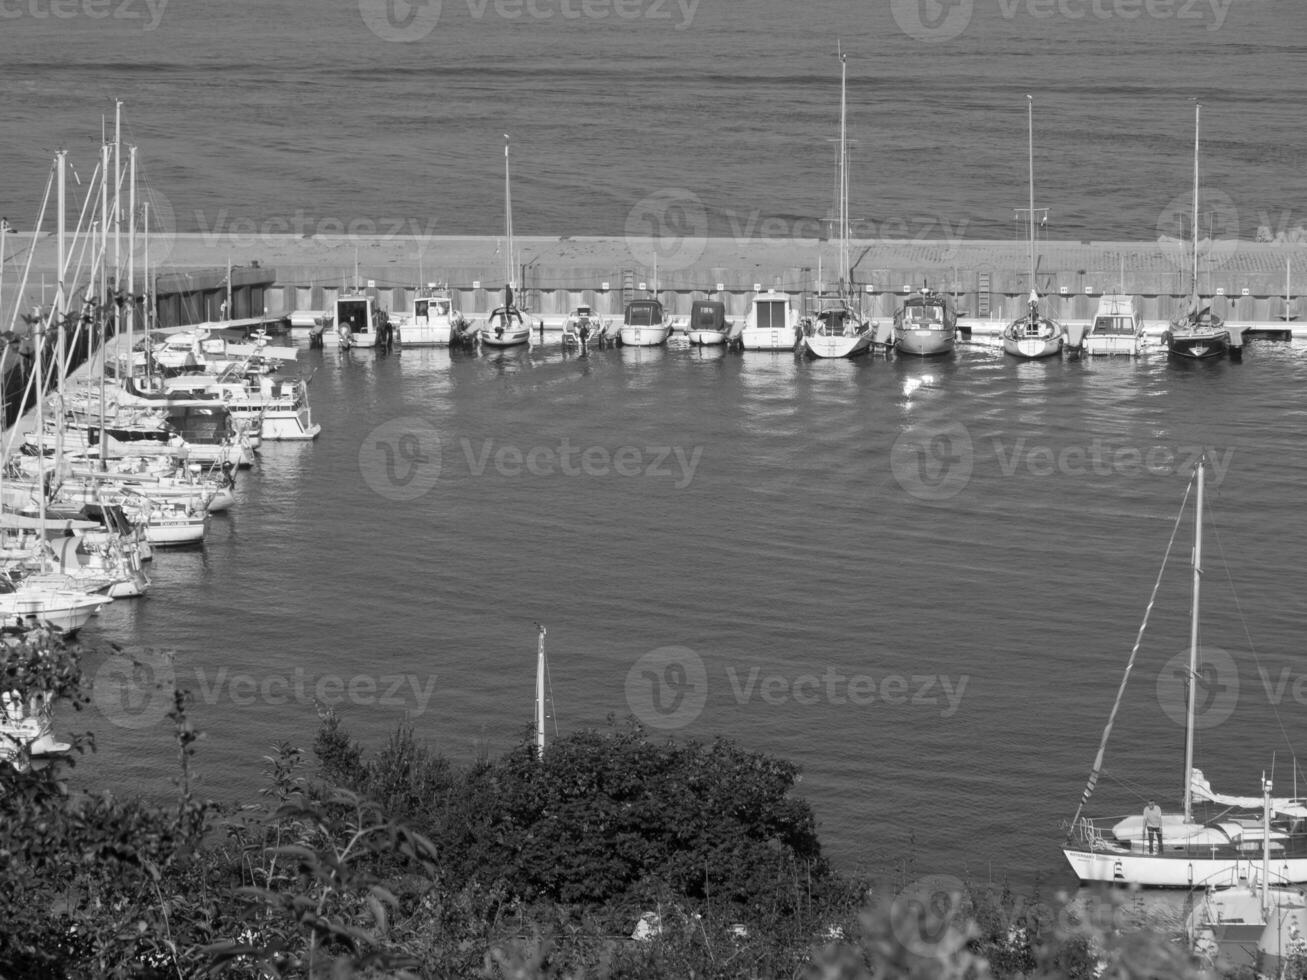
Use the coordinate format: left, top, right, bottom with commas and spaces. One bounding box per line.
1064, 470, 1197, 842
1206, 489, 1302, 770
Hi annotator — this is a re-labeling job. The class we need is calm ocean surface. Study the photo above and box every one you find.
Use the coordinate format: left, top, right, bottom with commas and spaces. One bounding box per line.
81, 336, 1307, 892
3, 0, 1307, 892
1, 0, 1305, 242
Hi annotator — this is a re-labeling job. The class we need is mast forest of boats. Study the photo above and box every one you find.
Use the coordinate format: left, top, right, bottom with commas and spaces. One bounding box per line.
0, 103, 323, 767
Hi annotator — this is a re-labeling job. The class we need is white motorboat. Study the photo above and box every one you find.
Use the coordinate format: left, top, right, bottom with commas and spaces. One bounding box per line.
392, 287, 466, 346
1082, 293, 1146, 356
619, 299, 674, 347
330, 292, 385, 349
128, 499, 209, 547
0, 576, 110, 636
1002, 97, 1066, 360
685, 299, 730, 346
561, 306, 610, 348
739, 291, 801, 351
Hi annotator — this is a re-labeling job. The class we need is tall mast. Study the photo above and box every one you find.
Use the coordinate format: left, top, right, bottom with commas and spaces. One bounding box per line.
1027, 94, 1036, 307
504, 134, 515, 291
127, 146, 136, 379
838, 45, 848, 298
1183, 458, 1205, 821
1191, 102, 1201, 313
113, 99, 122, 294
98, 139, 110, 468
535, 623, 547, 758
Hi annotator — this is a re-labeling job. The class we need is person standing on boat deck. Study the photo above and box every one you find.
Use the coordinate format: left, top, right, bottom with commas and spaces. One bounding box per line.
1143, 800, 1163, 854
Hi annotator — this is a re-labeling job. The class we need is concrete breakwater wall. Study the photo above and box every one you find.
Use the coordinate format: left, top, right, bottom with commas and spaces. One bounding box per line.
4, 235, 1304, 326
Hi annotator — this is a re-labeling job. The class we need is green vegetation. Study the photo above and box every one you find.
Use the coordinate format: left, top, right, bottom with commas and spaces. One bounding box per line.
1, 632, 1214, 978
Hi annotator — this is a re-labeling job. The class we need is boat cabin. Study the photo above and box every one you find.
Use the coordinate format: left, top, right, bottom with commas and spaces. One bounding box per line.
688, 300, 727, 333
334, 294, 379, 341
414, 293, 452, 323
1086, 293, 1144, 356
624, 300, 665, 326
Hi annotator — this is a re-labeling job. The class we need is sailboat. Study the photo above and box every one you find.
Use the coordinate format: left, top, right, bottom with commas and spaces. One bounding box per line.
1161, 103, 1231, 360
803, 49, 872, 360
1001, 96, 1066, 359
480, 136, 533, 350
1063, 458, 1307, 888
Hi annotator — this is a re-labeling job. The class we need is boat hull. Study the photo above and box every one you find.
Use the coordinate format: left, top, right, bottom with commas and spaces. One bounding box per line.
1063, 847, 1307, 889
894, 330, 955, 356
1163, 330, 1229, 359
739, 329, 798, 351
0, 590, 109, 636
619, 325, 672, 347
687, 330, 727, 346
1003, 335, 1064, 359
803, 333, 872, 358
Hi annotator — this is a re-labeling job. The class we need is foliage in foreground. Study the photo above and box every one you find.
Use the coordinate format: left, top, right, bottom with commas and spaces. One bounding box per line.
0, 632, 1223, 978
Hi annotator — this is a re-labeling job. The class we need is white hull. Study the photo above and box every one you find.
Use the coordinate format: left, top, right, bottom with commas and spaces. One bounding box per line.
0, 589, 109, 635
480, 328, 531, 348
739, 328, 798, 351
397, 323, 452, 345
1003, 335, 1064, 358
1083, 336, 1143, 356
1064, 847, 1307, 889
619, 325, 672, 347
804, 333, 872, 358
687, 330, 727, 346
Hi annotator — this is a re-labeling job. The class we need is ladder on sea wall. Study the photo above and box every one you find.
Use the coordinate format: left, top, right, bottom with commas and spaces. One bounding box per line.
977, 272, 991, 317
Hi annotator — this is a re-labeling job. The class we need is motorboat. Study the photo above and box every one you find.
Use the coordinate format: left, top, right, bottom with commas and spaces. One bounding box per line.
738, 291, 801, 351
1082, 293, 1146, 356
685, 299, 731, 346
619, 299, 674, 347
894, 287, 957, 356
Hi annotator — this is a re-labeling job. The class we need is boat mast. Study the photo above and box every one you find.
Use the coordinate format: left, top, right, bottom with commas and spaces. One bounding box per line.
535, 623, 547, 758
1026, 94, 1036, 315
838, 45, 849, 301
127, 146, 136, 381
1190, 102, 1201, 315
504, 134, 515, 294
1183, 457, 1204, 821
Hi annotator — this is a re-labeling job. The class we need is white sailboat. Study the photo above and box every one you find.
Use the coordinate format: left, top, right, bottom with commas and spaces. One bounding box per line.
1161, 103, 1231, 360
480, 136, 535, 350
803, 49, 872, 360
534, 623, 552, 758
1063, 458, 1307, 888
1001, 96, 1066, 359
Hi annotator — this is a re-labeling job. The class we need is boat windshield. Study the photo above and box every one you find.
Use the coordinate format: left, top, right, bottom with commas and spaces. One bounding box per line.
906, 304, 944, 326
1094, 316, 1135, 336
626, 304, 662, 326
